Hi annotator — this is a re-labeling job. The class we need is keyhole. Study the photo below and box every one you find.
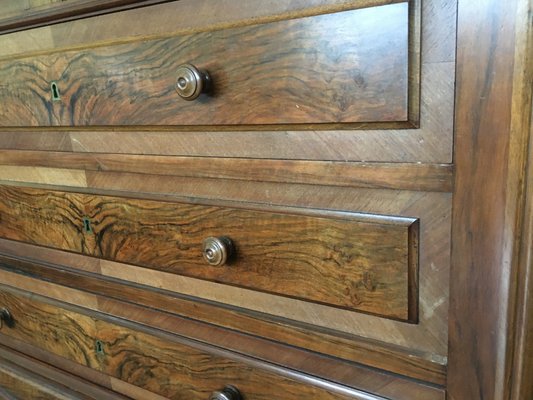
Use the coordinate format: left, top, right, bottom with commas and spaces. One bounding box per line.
82, 217, 92, 233
95, 340, 105, 355
50, 81, 60, 101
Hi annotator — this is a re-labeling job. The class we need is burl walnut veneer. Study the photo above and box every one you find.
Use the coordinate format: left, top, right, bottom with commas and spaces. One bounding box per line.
0, 0, 530, 399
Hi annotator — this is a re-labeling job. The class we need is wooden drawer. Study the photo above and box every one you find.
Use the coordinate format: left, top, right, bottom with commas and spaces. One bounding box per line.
0, 366, 80, 400
0, 284, 382, 400
0, 1, 169, 34
0, 2, 413, 128
0, 348, 127, 400
0, 185, 419, 322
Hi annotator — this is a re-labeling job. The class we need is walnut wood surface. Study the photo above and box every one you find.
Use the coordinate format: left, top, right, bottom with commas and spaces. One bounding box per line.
0, 0, 402, 60
0, 351, 127, 400
0, 150, 453, 192
0, 181, 450, 361
0, 1, 172, 35
0, 288, 445, 400
448, 0, 533, 398
0, 185, 418, 321
0, 362, 81, 400
0, 4, 411, 128
0, 253, 446, 386
509, 3, 533, 399
0, 342, 164, 400
0, 0, 456, 163
0, 0, 455, 164
0, 0, 462, 398
0, 284, 392, 400
0, 346, 131, 400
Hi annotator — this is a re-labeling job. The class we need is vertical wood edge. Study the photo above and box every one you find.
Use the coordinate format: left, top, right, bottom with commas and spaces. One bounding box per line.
408, 0, 422, 126
407, 218, 420, 324
448, 0, 532, 398
510, 1, 533, 395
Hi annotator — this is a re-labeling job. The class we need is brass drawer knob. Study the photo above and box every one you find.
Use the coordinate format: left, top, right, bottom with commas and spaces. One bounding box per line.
210, 385, 242, 400
202, 237, 234, 267
0, 308, 13, 329
175, 63, 212, 101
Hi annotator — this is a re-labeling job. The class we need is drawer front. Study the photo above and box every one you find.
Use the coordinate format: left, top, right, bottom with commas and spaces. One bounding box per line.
0, 285, 376, 400
0, 1, 169, 34
0, 360, 89, 400
0, 185, 419, 322
0, 3, 411, 127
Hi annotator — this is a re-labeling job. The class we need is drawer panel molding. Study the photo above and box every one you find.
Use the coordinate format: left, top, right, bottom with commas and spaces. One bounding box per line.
0, 284, 389, 400
0, 3, 413, 128
0, 185, 419, 322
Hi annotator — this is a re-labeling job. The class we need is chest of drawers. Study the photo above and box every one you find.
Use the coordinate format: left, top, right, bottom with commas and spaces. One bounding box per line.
0, 1, 531, 399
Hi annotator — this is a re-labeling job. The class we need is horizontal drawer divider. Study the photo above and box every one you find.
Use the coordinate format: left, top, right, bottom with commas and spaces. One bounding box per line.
0, 252, 445, 388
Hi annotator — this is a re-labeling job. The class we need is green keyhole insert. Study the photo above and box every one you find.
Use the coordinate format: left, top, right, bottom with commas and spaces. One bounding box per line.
95, 340, 105, 355
82, 217, 92, 233
50, 81, 60, 101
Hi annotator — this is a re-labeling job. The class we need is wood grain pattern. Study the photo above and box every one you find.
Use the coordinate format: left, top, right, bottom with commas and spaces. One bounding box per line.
0, 165, 87, 187
0, 62, 453, 163
0, 363, 80, 400
0, 353, 127, 400
0, 255, 446, 386
512, 108, 533, 400
0, 1, 456, 165
0, 1, 173, 35
0, 301, 446, 400
0, 1, 403, 61
0, 342, 165, 400
0, 4, 411, 128
448, 0, 533, 398
0, 346, 131, 400
0, 185, 419, 321
0, 150, 454, 192
509, 2, 533, 399
0, 284, 392, 400
0, 181, 450, 359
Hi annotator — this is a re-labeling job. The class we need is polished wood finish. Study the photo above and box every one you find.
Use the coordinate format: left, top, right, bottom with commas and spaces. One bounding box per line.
0, 1, 173, 35
0, 317, 445, 400
0, 182, 451, 364
0, 1, 402, 60
0, 150, 453, 192
0, 361, 82, 400
0, 4, 411, 128
0, 283, 394, 400
0, 185, 419, 321
0, 0, 456, 164
509, 3, 533, 400
0, 346, 131, 400
448, 0, 533, 398
0, 254, 445, 386
0, 348, 128, 400
0, 341, 166, 400
11, 0, 533, 399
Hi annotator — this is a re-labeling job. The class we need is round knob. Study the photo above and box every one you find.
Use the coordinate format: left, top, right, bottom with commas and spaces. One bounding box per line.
210, 385, 242, 400
0, 308, 13, 329
175, 63, 212, 101
202, 237, 234, 267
